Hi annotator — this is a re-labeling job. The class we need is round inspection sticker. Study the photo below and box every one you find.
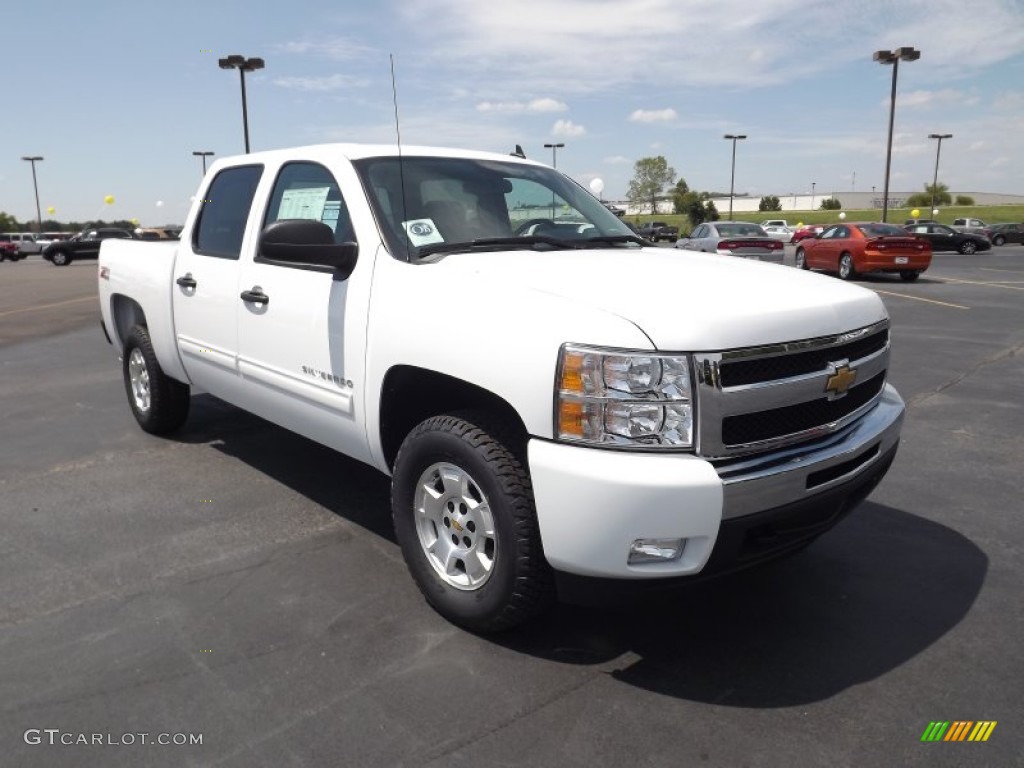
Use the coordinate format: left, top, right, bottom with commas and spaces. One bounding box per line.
403, 219, 444, 246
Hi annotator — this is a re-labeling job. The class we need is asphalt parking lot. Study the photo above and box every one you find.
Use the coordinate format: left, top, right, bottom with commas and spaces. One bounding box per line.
1, 248, 1022, 767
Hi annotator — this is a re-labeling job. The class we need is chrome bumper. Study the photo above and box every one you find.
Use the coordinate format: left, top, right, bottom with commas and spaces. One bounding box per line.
715, 383, 904, 520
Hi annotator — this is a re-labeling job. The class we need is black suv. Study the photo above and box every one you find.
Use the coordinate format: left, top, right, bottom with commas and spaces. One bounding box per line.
43, 228, 134, 266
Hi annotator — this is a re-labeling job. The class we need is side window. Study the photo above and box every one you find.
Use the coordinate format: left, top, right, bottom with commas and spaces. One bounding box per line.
262, 161, 355, 244
821, 226, 838, 239
692, 225, 706, 238
194, 165, 263, 259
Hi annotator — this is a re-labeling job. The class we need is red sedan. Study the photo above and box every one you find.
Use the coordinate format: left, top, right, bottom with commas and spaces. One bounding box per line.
790, 224, 824, 243
795, 222, 932, 281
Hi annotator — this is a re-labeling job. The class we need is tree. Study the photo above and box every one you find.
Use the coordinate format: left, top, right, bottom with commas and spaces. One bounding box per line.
704, 200, 720, 221
906, 182, 952, 208
758, 195, 782, 212
819, 197, 842, 210
627, 156, 677, 214
671, 178, 691, 214
955, 195, 975, 206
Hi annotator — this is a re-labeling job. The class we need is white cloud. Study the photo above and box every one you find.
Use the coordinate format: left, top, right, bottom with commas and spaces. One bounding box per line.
629, 108, 677, 123
968, 141, 987, 151
893, 89, 976, 109
603, 155, 630, 164
273, 74, 369, 91
274, 37, 376, 60
552, 119, 586, 137
476, 98, 568, 113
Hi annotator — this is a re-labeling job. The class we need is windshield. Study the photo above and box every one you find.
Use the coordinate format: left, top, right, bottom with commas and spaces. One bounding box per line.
859, 223, 907, 237
353, 156, 641, 259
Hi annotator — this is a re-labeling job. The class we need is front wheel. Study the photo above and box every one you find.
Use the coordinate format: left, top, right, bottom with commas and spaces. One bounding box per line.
122, 325, 191, 434
50, 250, 71, 266
795, 247, 808, 270
899, 270, 921, 282
392, 413, 553, 632
837, 252, 856, 280
992, 235, 1005, 246
959, 240, 977, 255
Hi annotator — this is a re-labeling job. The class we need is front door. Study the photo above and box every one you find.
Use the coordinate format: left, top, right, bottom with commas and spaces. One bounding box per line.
235, 160, 372, 464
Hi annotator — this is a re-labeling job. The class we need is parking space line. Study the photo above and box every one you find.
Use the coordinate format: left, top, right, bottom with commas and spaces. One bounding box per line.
0, 295, 96, 318
872, 289, 969, 310
932, 277, 1024, 292
979, 268, 1024, 275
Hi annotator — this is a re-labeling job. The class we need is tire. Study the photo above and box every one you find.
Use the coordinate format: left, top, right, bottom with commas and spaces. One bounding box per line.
993, 235, 1005, 246
795, 246, 807, 270
50, 250, 71, 266
899, 270, 921, 282
959, 240, 977, 255
122, 325, 190, 434
837, 252, 855, 280
391, 412, 553, 632
0, 253, 5, 263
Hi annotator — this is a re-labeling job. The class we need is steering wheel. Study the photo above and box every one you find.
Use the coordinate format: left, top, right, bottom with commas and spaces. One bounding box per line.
513, 218, 556, 236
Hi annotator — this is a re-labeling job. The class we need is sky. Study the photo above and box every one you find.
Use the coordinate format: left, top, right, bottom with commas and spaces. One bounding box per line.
2, 0, 1024, 225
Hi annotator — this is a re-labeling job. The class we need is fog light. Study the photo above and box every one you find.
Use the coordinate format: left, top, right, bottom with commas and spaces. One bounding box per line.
628, 538, 685, 565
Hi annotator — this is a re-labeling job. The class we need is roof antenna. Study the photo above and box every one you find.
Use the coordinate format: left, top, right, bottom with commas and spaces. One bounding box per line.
510, 144, 526, 158
390, 53, 411, 261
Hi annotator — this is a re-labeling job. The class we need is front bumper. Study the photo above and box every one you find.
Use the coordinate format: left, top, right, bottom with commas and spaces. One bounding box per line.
528, 384, 904, 581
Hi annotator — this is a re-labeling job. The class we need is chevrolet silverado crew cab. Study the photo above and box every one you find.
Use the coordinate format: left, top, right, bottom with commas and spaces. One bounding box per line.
98, 143, 905, 632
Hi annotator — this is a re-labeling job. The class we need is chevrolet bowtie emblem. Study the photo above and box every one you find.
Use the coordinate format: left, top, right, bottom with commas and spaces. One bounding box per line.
825, 362, 858, 399
450, 518, 464, 532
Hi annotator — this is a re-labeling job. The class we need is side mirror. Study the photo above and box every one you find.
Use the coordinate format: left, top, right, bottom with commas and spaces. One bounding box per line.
258, 219, 358, 279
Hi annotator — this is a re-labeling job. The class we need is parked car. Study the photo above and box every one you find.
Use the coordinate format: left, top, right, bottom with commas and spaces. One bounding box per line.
796, 222, 932, 281
43, 228, 135, 266
35, 232, 73, 249
762, 225, 794, 242
988, 223, 1024, 246
791, 224, 825, 243
636, 221, 680, 242
0, 232, 43, 256
762, 219, 789, 228
951, 217, 992, 238
903, 218, 938, 226
0, 240, 20, 261
675, 221, 785, 263
134, 228, 180, 241
903, 223, 992, 255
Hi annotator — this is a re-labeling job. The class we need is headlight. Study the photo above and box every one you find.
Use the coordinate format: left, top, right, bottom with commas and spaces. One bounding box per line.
556, 344, 694, 449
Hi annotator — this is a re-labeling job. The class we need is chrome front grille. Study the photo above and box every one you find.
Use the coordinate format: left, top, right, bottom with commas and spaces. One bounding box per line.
693, 321, 890, 458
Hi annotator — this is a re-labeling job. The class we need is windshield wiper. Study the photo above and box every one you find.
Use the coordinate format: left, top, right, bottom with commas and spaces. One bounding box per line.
417, 236, 576, 258
583, 234, 648, 247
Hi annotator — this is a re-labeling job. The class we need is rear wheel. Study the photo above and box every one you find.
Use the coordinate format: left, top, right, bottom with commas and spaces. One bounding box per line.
899, 270, 921, 282
837, 252, 855, 280
392, 412, 553, 632
50, 250, 71, 266
122, 325, 191, 434
959, 240, 977, 255
795, 246, 807, 270
992, 235, 1005, 246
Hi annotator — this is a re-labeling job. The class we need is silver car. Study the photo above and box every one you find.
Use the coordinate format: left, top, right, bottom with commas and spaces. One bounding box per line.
675, 221, 786, 263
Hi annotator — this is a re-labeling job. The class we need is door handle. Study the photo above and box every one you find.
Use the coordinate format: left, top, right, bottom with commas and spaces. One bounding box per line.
176, 273, 197, 289
240, 287, 269, 306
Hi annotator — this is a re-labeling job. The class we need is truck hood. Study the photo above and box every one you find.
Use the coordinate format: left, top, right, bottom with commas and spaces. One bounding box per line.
436, 247, 887, 350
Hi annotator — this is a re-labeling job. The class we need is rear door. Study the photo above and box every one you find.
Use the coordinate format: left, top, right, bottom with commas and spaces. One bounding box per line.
171, 164, 263, 397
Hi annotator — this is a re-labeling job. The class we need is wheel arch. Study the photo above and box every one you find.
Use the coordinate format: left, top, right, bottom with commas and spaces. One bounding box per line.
379, 365, 528, 471
110, 294, 148, 352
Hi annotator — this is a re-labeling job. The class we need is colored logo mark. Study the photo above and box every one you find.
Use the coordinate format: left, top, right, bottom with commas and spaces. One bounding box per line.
921, 721, 997, 742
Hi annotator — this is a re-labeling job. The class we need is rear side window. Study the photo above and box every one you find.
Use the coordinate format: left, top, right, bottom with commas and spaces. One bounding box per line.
194, 165, 263, 259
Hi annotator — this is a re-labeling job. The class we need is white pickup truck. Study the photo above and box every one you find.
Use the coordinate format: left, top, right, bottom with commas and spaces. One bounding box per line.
98, 143, 904, 631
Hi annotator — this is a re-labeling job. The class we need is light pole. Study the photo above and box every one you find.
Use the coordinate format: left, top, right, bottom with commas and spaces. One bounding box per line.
811, 181, 816, 211
543, 142, 565, 218
218, 54, 265, 153
928, 133, 952, 212
543, 142, 565, 168
723, 134, 746, 221
21, 156, 44, 234
874, 46, 921, 222
192, 151, 215, 176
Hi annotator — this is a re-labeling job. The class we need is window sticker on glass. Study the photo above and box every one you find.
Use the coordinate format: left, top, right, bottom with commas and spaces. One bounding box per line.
278, 186, 331, 220
403, 219, 445, 246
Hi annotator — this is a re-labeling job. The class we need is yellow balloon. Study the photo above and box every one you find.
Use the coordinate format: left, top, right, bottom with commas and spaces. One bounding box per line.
911, 208, 920, 218
796, 222, 804, 227
104, 195, 115, 205
47, 206, 55, 215
131, 218, 139, 225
